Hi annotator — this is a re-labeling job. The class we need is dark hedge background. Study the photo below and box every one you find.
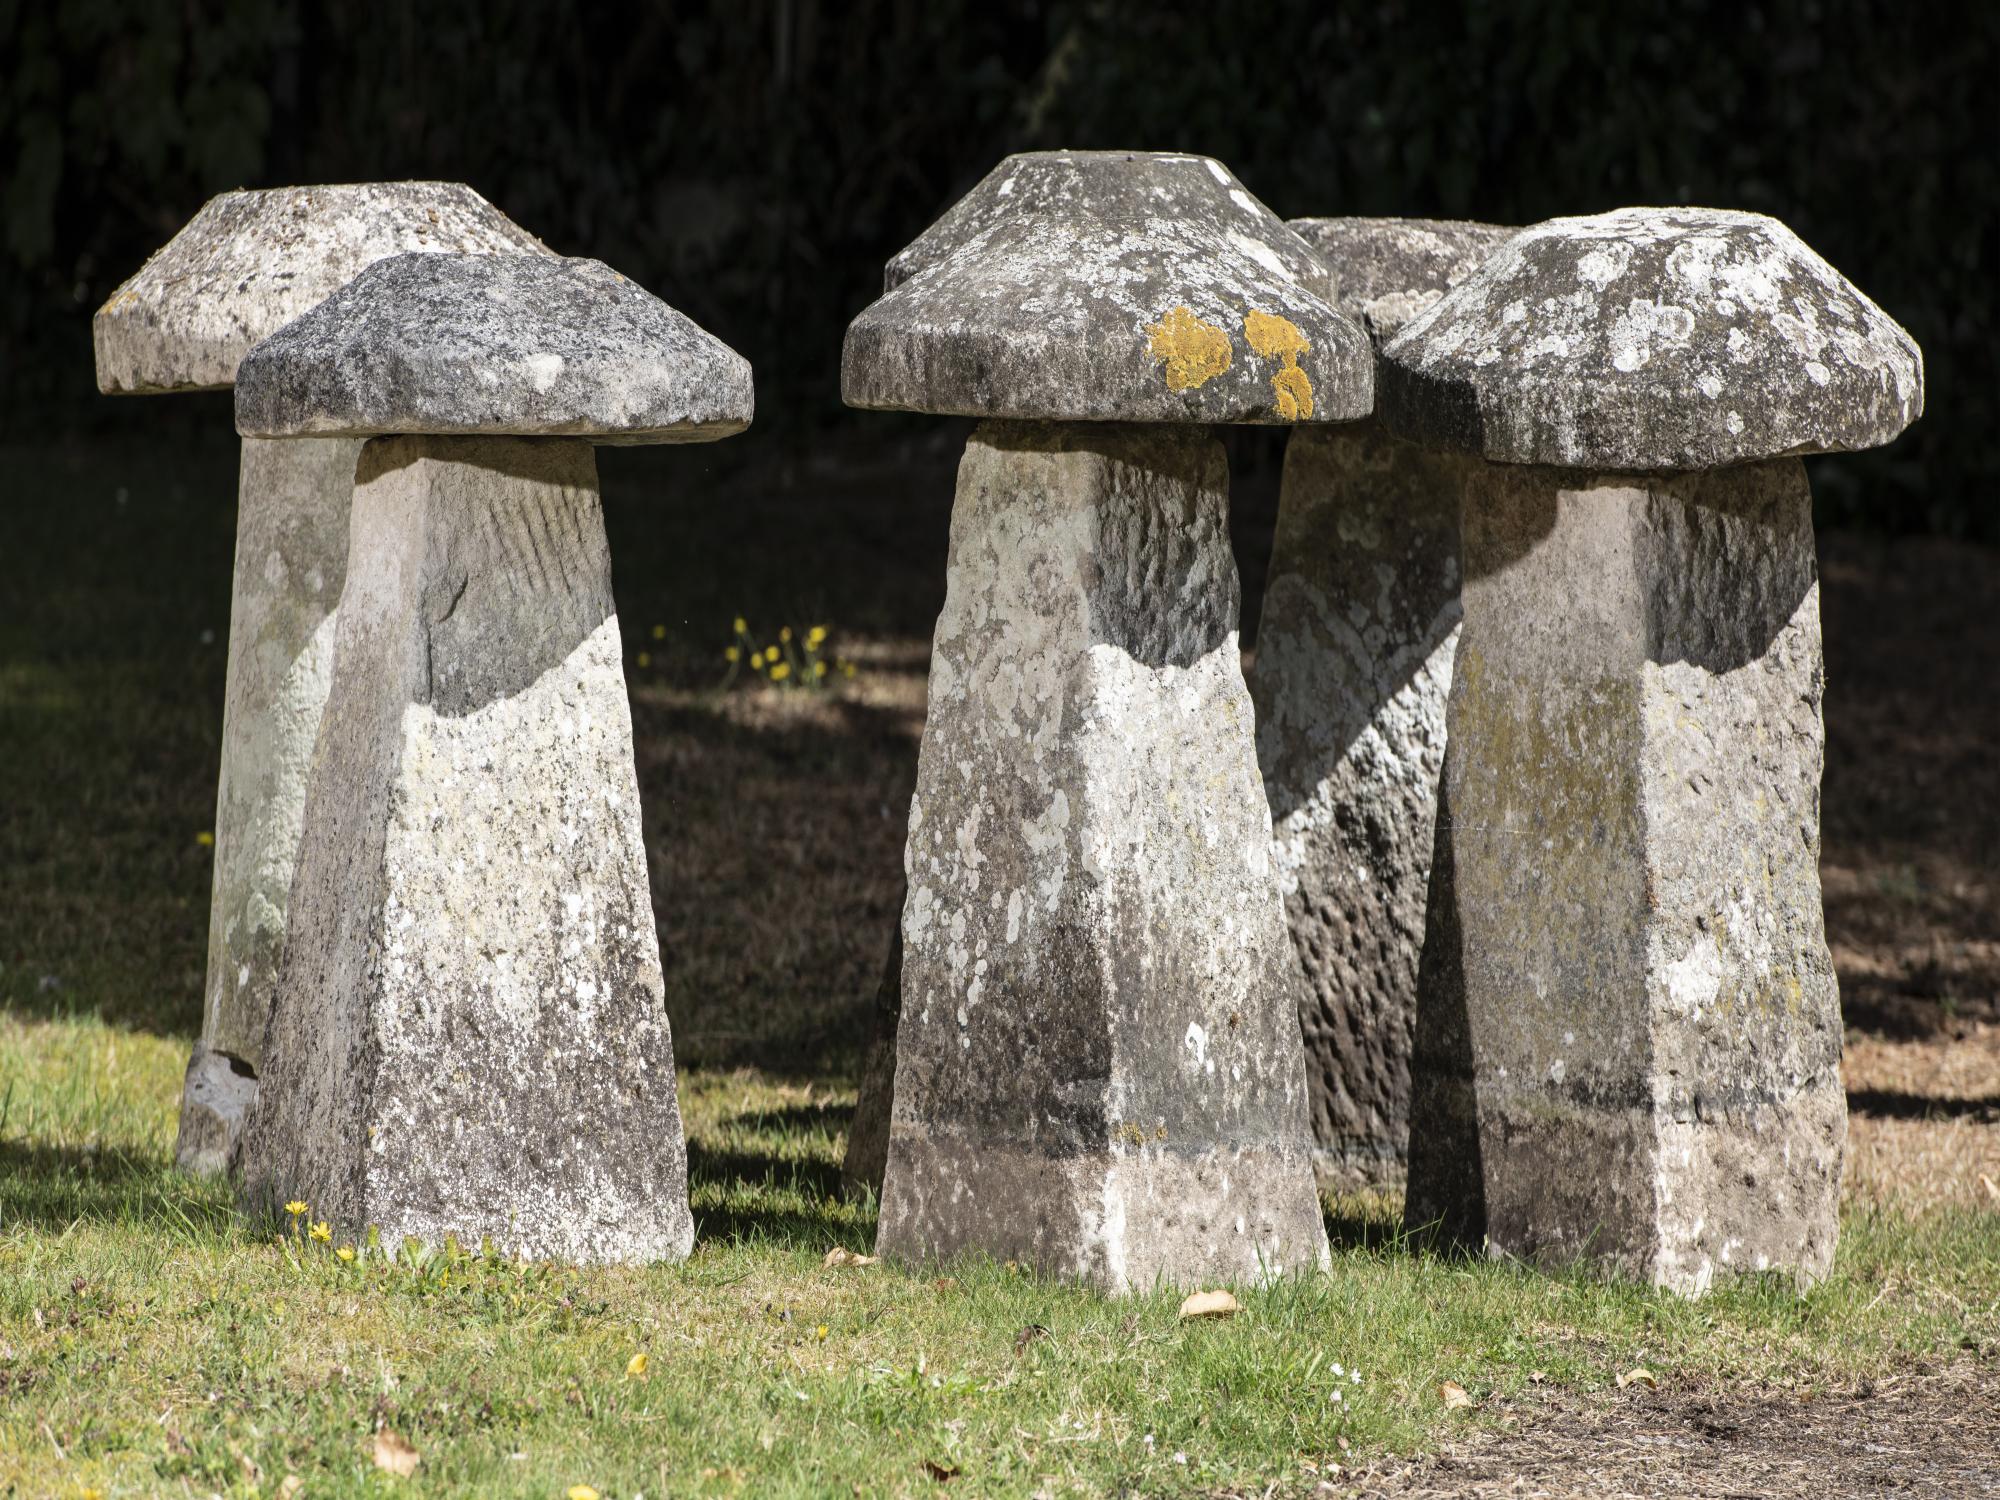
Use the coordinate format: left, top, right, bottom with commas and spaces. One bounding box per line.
3, 0, 1993, 533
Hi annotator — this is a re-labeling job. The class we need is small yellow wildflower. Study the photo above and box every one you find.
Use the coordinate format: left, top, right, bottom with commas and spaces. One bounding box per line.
336, 1246, 356, 1263
807, 625, 828, 647
769, 662, 791, 682
732, 616, 747, 634
81, 1488, 103, 1499
568, 1487, 601, 1500
285, 1201, 307, 1217
724, 645, 740, 663
195, 831, 215, 847
842, 662, 857, 679
309, 1221, 332, 1243
816, 1324, 829, 1340
625, 1351, 649, 1379
650, 623, 666, 640
779, 626, 792, 643
636, 651, 651, 668
812, 661, 827, 679
750, 651, 764, 669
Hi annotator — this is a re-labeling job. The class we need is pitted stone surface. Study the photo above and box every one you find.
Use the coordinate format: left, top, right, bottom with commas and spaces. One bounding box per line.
235, 254, 753, 444
94, 182, 551, 394
175, 1043, 261, 1177
844, 152, 1371, 426
1249, 427, 1465, 1185
237, 436, 693, 1264
1379, 207, 1923, 469
172, 437, 359, 1173
1405, 459, 1843, 1294
1290, 217, 1514, 344
877, 421, 1328, 1292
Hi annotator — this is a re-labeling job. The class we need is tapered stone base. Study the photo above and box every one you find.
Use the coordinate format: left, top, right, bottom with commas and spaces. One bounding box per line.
876, 421, 1328, 1293
1405, 459, 1844, 1294
175, 436, 360, 1174
1248, 422, 1463, 1188
237, 435, 692, 1265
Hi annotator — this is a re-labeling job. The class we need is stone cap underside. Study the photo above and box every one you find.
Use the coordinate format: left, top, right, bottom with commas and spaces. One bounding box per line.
234, 254, 753, 445
1377, 206, 1924, 470
844, 151, 1373, 425
95, 181, 553, 394
1289, 216, 1514, 345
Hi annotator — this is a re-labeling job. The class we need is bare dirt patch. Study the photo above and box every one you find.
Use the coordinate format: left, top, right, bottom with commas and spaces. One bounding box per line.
1332, 1362, 1999, 1499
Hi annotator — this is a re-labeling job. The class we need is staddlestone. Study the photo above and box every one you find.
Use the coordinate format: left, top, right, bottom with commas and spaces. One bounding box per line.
238, 436, 693, 1263
1291, 216, 1515, 343
843, 151, 1372, 426
1379, 207, 1923, 469
1406, 460, 1843, 1293
1247, 217, 1507, 1186
94, 182, 549, 394
236, 254, 753, 444
1249, 427, 1467, 1185
187, 437, 361, 1128
878, 421, 1328, 1291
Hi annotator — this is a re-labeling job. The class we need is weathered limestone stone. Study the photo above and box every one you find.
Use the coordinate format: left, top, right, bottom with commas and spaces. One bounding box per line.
1382, 208, 1925, 1292
845, 151, 1369, 426
233, 254, 751, 1262
95, 182, 550, 394
1379, 207, 1922, 470
1247, 218, 1510, 1187
880, 423, 1326, 1290
237, 437, 692, 1262
92, 183, 554, 1174
842, 155, 1370, 1284
235, 255, 751, 443
840, 157, 1372, 1224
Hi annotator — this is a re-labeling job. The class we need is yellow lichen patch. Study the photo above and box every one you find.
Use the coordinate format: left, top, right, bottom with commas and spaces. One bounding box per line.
97, 286, 139, 318
1271, 364, 1315, 421
1244, 309, 1315, 420
1243, 310, 1309, 361
1145, 305, 1232, 391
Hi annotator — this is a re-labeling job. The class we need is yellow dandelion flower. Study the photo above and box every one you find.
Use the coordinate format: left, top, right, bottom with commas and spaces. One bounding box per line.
650, 624, 666, 640
816, 1324, 829, 1340
569, 1487, 601, 1500
770, 662, 792, 682
779, 626, 792, 643
732, 616, 747, 634
812, 661, 827, 679
809, 624, 828, 644
195, 831, 215, 847
336, 1245, 356, 1263
841, 662, 857, 679
309, 1221, 331, 1243
750, 651, 764, 669
636, 651, 651, 668
285, 1201, 307, 1217
625, 1351, 649, 1379
724, 645, 740, 663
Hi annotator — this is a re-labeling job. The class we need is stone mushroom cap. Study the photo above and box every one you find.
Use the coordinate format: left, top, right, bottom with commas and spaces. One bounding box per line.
94, 182, 553, 395
1377, 206, 1924, 470
1289, 217, 1514, 345
843, 150, 1373, 426
235, 254, 753, 446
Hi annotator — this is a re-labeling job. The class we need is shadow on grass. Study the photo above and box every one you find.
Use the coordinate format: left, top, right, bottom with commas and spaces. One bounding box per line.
0, 1137, 230, 1233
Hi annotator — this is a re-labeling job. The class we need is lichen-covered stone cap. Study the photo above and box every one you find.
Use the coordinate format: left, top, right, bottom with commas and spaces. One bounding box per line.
95, 182, 553, 395
1378, 206, 1923, 470
235, 254, 752, 445
1289, 217, 1513, 345
844, 151, 1372, 425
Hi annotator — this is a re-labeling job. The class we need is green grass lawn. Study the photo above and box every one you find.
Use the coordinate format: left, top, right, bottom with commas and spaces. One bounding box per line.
3, 1008, 1996, 1498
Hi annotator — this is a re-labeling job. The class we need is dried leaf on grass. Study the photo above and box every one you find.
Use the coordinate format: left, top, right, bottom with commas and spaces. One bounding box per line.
823, 1247, 880, 1268
1617, 1367, 1658, 1390
277, 1478, 304, 1500
372, 1429, 421, 1478
1440, 1380, 1474, 1410
1177, 1289, 1239, 1320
